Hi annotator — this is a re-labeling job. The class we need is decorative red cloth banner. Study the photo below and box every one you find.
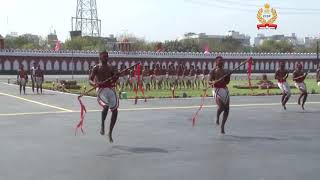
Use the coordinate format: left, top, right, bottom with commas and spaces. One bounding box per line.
247, 57, 253, 88
257, 24, 277, 29
75, 96, 87, 135
134, 63, 146, 103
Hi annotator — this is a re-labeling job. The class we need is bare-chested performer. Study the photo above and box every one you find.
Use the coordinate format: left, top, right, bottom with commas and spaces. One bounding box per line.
150, 65, 156, 90
177, 65, 183, 90
189, 66, 196, 90
195, 66, 201, 89
293, 63, 308, 110
203, 65, 210, 88
89, 51, 119, 143
168, 65, 175, 90
17, 64, 28, 95
142, 66, 151, 91
31, 62, 37, 93
182, 66, 189, 89
209, 56, 231, 134
34, 65, 44, 94
275, 61, 291, 110
118, 65, 126, 93
155, 65, 161, 90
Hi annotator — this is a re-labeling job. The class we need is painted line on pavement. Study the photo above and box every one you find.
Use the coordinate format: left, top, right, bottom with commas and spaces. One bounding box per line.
0, 92, 73, 112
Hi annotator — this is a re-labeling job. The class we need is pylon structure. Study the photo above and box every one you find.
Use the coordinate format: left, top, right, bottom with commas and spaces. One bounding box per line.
71, 0, 101, 37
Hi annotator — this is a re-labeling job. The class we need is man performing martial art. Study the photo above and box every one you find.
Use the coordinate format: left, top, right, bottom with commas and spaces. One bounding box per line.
195, 66, 201, 89
118, 65, 126, 96
142, 66, 151, 91
209, 56, 231, 134
176, 65, 183, 90
17, 64, 28, 95
30, 62, 37, 93
34, 65, 44, 94
293, 63, 308, 110
275, 61, 291, 110
89, 51, 119, 143
203, 65, 210, 88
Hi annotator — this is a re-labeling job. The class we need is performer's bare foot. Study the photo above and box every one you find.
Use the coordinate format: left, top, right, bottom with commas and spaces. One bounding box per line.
302, 104, 305, 110
100, 128, 105, 135
221, 129, 225, 134
144, 98, 147, 102
282, 104, 287, 110
216, 120, 220, 126
134, 98, 138, 105
108, 133, 114, 143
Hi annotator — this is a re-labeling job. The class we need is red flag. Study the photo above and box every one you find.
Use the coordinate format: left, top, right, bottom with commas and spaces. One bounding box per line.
204, 44, 210, 54
247, 57, 253, 88
54, 40, 61, 51
75, 96, 87, 135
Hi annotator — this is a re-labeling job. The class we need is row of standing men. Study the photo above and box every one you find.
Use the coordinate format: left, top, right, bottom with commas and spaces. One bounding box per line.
16, 63, 44, 95
114, 64, 211, 91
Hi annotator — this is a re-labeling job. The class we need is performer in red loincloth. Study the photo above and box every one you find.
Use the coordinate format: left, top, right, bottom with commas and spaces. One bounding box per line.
89, 51, 119, 143
17, 64, 28, 95
275, 61, 291, 110
209, 56, 231, 134
293, 63, 308, 110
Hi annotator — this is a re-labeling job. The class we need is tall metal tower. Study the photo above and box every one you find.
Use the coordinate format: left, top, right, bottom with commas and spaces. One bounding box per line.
71, 0, 101, 37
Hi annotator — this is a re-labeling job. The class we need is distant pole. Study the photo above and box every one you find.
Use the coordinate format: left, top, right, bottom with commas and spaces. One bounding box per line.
317, 40, 319, 61
317, 40, 319, 68
72, 50, 74, 80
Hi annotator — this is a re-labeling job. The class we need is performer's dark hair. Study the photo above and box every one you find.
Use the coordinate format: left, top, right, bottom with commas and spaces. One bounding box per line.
99, 50, 108, 57
216, 56, 223, 60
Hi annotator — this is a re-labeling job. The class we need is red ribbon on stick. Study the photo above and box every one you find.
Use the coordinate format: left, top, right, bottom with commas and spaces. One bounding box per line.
75, 96, 87, 135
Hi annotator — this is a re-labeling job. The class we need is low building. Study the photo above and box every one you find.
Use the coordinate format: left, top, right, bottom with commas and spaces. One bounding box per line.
101, 34, 117, 50
254, 33, 299, 46
182, 31, 251, 46
304, 37, 319, 48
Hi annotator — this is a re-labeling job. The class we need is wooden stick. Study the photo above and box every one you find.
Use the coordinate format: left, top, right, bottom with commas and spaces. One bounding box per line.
79, 63, 140, 97
208, 58, 252, 86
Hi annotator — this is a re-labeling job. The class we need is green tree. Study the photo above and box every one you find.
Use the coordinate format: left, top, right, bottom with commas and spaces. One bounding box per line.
254, 39, 294, 53
62, 36, 105, 51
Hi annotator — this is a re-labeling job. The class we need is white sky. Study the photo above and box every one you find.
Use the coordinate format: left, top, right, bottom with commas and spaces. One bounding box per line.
0, 0, 319, 42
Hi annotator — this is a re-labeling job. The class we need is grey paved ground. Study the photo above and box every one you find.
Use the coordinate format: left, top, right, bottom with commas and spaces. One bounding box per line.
1, 82, 320, 180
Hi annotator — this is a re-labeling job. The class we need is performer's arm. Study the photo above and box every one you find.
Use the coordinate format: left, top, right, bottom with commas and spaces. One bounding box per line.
41, 71, 44, 81
208, 69, 215, 85
31, 68, 34, 79
26, 73, 28, 82
274, 70, 279, 80
284, 72, 289, 80
292, 71, 298, 81
304, 71, 309, 79
111, 67, 120, 83
89, 66, 98, 87
224, 73, 231, 85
